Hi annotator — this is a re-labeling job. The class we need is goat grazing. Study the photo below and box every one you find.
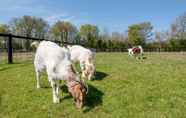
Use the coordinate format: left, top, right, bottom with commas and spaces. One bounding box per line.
128, 45, 144, 59
68, 45, 96, 80
33, 41, 87, 108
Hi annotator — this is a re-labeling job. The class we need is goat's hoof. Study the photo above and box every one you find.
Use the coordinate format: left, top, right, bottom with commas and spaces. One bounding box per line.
53, 99, 60, 103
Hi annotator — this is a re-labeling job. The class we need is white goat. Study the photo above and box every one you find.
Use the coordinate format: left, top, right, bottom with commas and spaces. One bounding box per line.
67, 45, 95, 80
34, 41, 79, 103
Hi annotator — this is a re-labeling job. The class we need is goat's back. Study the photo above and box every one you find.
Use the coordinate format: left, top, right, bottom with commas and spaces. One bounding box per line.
69, 45, 94, 62
34, 41, 69, 70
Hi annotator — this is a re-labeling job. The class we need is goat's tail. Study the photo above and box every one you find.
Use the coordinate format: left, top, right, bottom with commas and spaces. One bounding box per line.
31, 41, 40, 49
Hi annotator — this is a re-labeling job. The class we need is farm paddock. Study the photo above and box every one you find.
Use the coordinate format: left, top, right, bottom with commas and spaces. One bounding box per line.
0, 52, 186, 118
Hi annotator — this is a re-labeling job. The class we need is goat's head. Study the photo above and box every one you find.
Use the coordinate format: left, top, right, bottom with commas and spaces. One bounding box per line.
82, 59, 95, 80
62, 61, 80, 81
68, 80, 88, 108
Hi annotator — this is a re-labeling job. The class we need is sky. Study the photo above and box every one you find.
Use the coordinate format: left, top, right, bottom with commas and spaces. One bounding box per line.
0, 0, 186, 33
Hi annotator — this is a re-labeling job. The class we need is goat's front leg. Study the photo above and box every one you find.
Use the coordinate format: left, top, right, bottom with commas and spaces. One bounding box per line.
80, 61, 87, 79
51, 79, 60, 103
56, 80, 61, 101
35, 70, 41, 89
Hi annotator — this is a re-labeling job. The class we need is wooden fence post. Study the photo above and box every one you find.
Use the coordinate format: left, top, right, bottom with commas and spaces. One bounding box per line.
8, 34, 13, 64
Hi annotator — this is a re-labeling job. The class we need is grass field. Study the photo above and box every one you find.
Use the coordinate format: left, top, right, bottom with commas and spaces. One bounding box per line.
0, 53, 186, 118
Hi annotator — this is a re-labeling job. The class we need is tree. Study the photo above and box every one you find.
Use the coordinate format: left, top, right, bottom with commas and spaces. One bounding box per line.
169, 12, 186, 48
0, 24, 9, 33
33, 18, 49, 39
50, 21, 77, 42
154, 31, 169, 48
0, 24, 10, 48
172, 12, 186, 40
128, 24, 144, 46
128, 22, 153, 46
74, 32, 81, 44
169, 38, 180, 49
96, 39, 103, 50
9, 15, 49, 50
139, 22, 153, 42
80, 24, 99, 47
10, 16, 34, 37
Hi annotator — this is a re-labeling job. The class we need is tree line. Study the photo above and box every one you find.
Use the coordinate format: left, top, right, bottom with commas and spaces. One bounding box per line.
0, 12, 186, 51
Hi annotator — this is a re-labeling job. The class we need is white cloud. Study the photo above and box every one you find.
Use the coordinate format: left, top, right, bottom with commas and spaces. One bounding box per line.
0, 0, 92, 27
45, 13, 77, 25
45, 12, 92, 27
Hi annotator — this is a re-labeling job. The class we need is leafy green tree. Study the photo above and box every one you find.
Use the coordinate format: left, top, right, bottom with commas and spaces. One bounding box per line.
96, 39, 103, 50
173, 12, 186, 40
102, 40, 107, 51
139, 22, 153, 41
128, 22, 153, 46
50, 21, 77, 42
0, 24, 10, 48
170, 12, 186, 48
128, 24, 144, 46
80, 24, 99, 48
0, 24, 9, 33
10, 16, 48, 37
9, 15, 49, 50
10, 16, 34, 37
74, 32, 81, 44
169, 38, 180, 48
108, 40, 113, 49
33, 18, 49, 39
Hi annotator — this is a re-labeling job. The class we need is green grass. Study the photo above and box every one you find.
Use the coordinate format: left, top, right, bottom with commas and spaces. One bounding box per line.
0, 53, 186, 118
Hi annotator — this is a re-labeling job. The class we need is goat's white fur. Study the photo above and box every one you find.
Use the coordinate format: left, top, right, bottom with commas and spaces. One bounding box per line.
67, 45, 95, 80
34, 41, 78, 103
128, 48, 133, 56
128, 45, 144, 59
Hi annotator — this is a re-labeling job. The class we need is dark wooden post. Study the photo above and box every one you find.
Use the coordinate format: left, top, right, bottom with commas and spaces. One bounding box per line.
8, 34, 13, 64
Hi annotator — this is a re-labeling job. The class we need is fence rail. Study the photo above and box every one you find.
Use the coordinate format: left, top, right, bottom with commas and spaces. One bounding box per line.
0, 33, 76, 64
1, 33, 186, 64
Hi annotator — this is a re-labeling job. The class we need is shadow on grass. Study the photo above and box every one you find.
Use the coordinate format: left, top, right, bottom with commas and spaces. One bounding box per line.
60, 85, 69, 93
42, 86, 51, 89
94, 71, 108, 81
60, 85, 72, 100
83, 84, 104, 112
60, 84, 104, 112
0, 90, 5, 107
0, 67, 10, 71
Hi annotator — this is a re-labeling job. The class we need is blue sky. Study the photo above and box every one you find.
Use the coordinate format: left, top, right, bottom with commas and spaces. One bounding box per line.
0, 0, 186, 33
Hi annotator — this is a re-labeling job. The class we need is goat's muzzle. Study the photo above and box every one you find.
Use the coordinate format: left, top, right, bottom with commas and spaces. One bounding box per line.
67, 81, 87, 108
